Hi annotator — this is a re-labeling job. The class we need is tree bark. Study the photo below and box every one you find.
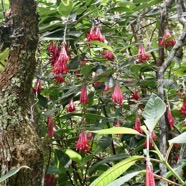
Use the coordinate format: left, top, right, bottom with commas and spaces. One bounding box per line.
0, 0, 43, 185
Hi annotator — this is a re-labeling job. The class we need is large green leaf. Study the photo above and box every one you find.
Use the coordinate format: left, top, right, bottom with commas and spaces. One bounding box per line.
58, 1, 73, 17
90, 156, 144, 186
91, 127, 141, 135
169, 132, 186, 145
0, 166, 30, 183
142, 93, 166, 132
65, 149, 82, 163
107, 171, 145, 186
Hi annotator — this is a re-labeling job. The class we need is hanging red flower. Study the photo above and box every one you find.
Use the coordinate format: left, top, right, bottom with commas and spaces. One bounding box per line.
159, 31, 176, 48
180, 99, 186, 116
86, 26, 105, 43
52, 46, 69, 74
80, 86, 89, 104
48, 41, 60, 65
103, 50, 115, 61
146, 163, 156, 186
132, 90, 140, 101
167, 108, 175, 129
32, 79, 42, 95
76, 131, 90, 152
112, 84, 124, 107
67, 99, 76, 112
138, 45, 150, 63
134, 116, 142, 133
48, 116, 55, 138
53, 74, 65, 84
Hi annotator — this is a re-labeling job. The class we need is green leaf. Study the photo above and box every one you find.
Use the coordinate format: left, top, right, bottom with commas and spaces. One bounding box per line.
0, 166, 30, 183
58, 1, 73, 17
0, 48, 9, 61
90, 156, 144, 186
169, 132, 186, 145
65, 149, 82, 163
91, 127, 141, 135
107, 170, 145, 186
89, 41, 113, 51
81, 64, 94, 77
142, 93, 166, 132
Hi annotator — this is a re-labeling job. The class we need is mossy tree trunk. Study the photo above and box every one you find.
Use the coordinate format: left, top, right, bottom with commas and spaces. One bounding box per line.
0, 0, 43, 185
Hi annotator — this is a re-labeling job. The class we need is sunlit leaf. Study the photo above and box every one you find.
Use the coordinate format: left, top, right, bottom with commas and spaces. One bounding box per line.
90, 156, 144, 186
169, 132, 186, 145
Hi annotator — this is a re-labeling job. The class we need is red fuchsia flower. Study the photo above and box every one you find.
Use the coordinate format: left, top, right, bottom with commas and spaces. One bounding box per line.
80, 86, 89, 104
32, 80, 42, 95
159, 31, 176, 48
87, 132, 93, 140
48, 41, 60, 65
76, 131, 90, 152
167, 108, 174, 129
86, 26, 105, 43
103, 50, 115, 61
134, 116, 142, 133
138, 45, 150, 63
52, 46, 69, 74
53, 74, 65, 84
112, 84, 124, 107
48, 116, 54, 138
180, 99, 186, 116
131, 90, 140, 101
67, 99, 76, 112
146, 163, 156, 186
144, 131, 156, 149
45, 174, 55, 186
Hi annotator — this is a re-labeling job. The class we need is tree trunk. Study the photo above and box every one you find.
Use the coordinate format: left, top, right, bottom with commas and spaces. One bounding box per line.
0, 0, 43, 185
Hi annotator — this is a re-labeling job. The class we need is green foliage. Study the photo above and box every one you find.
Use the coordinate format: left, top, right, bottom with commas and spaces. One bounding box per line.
142, 93, 166, 131
28, 0, 186, 185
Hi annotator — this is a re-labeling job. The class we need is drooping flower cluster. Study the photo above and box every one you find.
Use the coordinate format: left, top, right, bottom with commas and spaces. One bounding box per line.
112, 84, 124, 107
180, 99, 186, 116
103, 50, 114, 61
48, 116, 55, 138
76, 131, 90, 152
48, 42, 70, 84
32, 79, 42, 95
80, 86, 89, 104
86, 26, 105, 43
159, 31, 176, 48
131, 90, 140, 101
134, 116, 142, 133
67, 99, 76, 112
167, 108, 174, 129
138, 45, 150, 63
146, 163, 156, 186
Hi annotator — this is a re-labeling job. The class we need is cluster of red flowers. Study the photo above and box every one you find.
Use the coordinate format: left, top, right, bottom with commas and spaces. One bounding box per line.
48, 42, 71, 84
45, 174, 55, 186
138, 31, 175, 63
131, 90, 140, 101
159, 31, 176, 48
167, 107, 175, 129
76, 131, 90, 152
102, 50, 115, 61
86, 26, 105, 43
